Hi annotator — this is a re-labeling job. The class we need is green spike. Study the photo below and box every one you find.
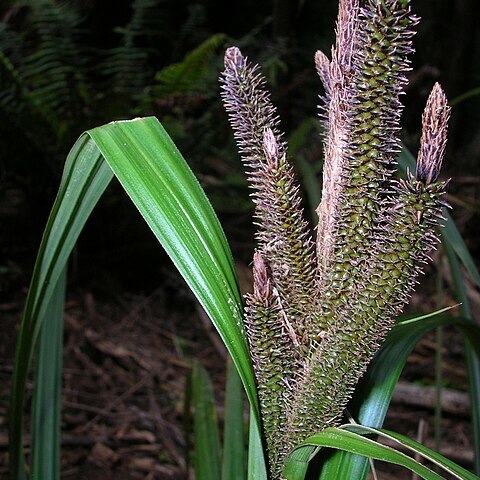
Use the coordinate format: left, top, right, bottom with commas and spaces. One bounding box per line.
244, 252, 297, 477
220, 1, 450, 477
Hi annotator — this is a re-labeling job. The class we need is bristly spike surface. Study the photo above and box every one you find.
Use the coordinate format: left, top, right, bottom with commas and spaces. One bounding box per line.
220, 1, 450, 477
221, 46, 286, 173
416, 82, 451, 185
221, 45, 319, 478
290, 0, 447, 447
244, 252, 297, 477
221, 46, 319, 341
317, 0, 419, 287
316, 0, 360, 272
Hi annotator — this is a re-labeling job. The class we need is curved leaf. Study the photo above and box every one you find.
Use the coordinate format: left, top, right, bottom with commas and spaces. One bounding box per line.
320, 310, 480, 479
88, 118, 258, 416
285, 425, 479, 480
444, 241, 480, 473
10, 136, 113, 479
397, 142, 480, 474
10, 117, 264, 478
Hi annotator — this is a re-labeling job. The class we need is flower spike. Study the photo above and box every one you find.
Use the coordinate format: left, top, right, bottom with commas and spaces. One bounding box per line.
220, 2, 450, 477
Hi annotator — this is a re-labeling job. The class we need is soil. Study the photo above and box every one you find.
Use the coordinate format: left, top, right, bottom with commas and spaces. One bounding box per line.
0, 261, 476, 479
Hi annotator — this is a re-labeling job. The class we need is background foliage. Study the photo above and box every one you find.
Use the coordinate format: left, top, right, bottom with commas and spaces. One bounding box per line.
1, 1, 479, 476
1, 0, 479, 297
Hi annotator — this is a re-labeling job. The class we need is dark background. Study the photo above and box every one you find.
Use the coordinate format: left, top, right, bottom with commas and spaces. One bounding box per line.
0, 1, 479, 477
1, 0, 479, 297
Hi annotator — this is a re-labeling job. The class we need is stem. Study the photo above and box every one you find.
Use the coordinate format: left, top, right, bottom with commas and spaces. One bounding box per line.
434, 253, 444, 456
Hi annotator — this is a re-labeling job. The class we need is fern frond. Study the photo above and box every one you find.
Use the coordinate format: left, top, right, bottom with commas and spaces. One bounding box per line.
151, 33, 227, 97
20, 1, 87, 126
102, 0, 170, 98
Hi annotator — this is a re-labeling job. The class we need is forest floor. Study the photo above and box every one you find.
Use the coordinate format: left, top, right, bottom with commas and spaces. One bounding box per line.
0, 264, 475, 480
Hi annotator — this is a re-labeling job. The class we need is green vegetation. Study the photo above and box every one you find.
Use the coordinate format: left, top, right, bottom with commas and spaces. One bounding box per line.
3, 0, 480, 479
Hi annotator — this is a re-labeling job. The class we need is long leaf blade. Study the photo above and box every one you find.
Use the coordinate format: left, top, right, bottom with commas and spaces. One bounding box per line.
320, 310, 480, 479
344, 425, 479, 480
444, 241, 480, 473
10, 136, 113, 479
248, 407, 268, 480
286, 426, 479, 480
319, 142, 480, 480
397, 144, 480, 473
192, 362, 222, 480
31, 267, 66, 480
222, 358, 246, 480
87, 118, 259, 418
11, 117, 265, 478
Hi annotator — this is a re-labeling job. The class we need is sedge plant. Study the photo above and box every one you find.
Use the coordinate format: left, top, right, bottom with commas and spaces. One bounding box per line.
220, 0, 452, 475
8, 0, 480, 479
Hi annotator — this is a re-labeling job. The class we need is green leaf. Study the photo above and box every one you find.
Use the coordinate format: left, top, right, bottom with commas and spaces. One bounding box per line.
31, 267, 66, 480
440, 216, 480, 286
345, 425, 479, 480
88, 119, 258, 416
222, 358, 246, 480
354, 308, 460, 427
321, 308, 480, 479
10, 136, 113, 479
444, 241, 480, 474
10, 117, 263, 477
398, 143, 480, 474
192, 361, 222, 480
151, 33, 226, 96
285, 425, 479, 480
374, 427, 479, 480
247, 408, 268, 480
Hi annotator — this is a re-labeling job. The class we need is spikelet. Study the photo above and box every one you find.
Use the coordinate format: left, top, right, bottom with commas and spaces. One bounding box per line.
288, 0, 449, 446
221, 47, 318, 339
314, 50, 331, 96
220, 1, 450, 477
288, 82, 450, 445
221, 47, 319, 477
316, 0, 360, 273
318, 0, 418, 290
221, 47, 286, 172
244, 253, 296, 477
307, 0, 419, 337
